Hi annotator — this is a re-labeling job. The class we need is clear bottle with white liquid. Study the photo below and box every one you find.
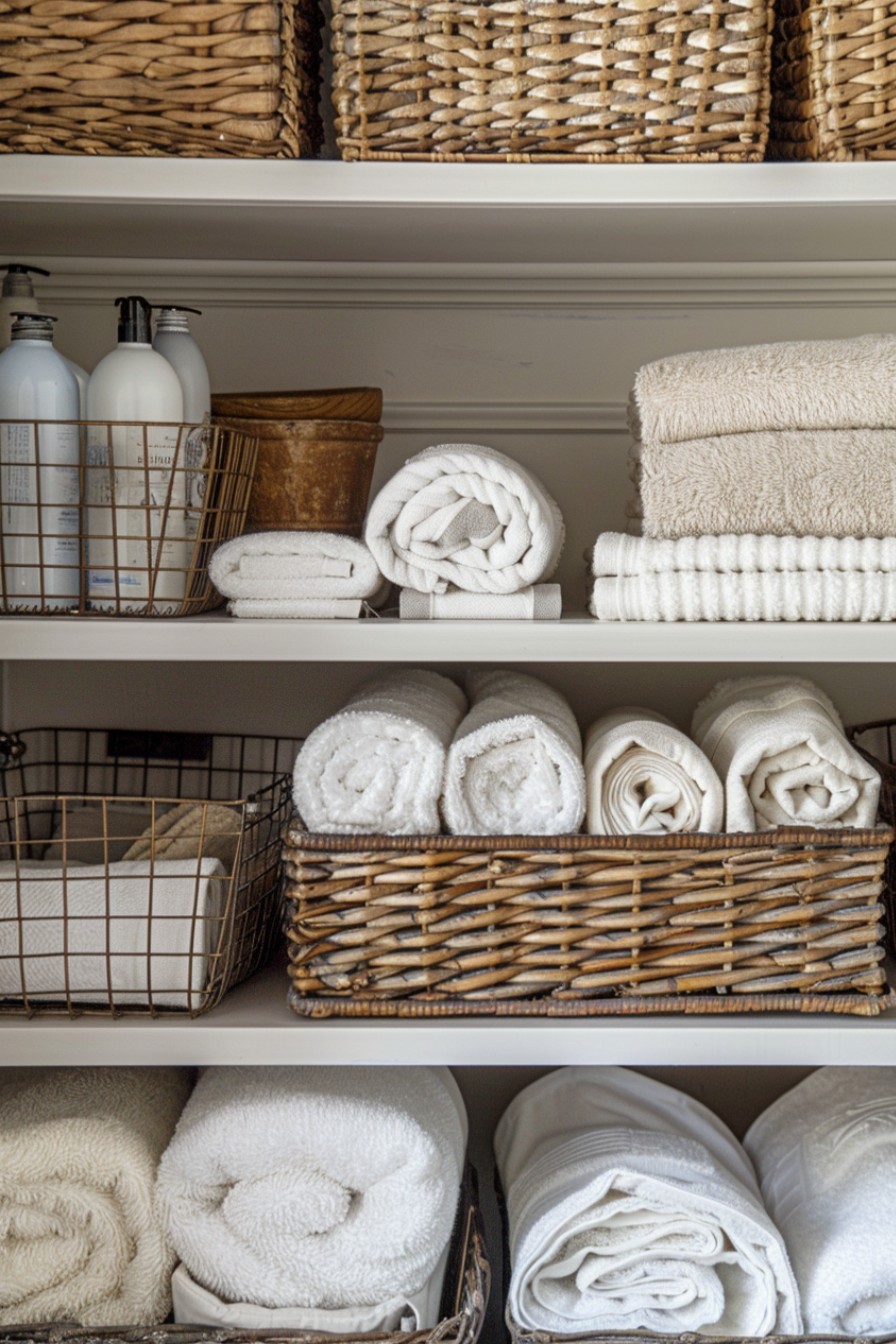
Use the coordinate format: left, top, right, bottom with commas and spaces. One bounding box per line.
152, 304, 211, 545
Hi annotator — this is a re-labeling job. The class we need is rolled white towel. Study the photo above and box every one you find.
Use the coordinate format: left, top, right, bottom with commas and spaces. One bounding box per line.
157, 1065, 467, 1313
293, 668, 467, 834
442, 670, 585, 836
209, 531, 382, 600
364, 443, 564, 595
400, 584, 562, 620
496, 1065, 801, 1338
691, 675, 880, 831
0, 1065, 191, 1326
585, 708, 723, 835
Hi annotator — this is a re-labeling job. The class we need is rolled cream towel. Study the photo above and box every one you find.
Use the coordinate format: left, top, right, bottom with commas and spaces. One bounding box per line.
209, 531, 382, 600
442, 669, 585, 835
585, 708, 723, 834
691, 675, 880, 831
293, 668, 467, 834
0, 1065, 192, 1326
400, 584, 562, 620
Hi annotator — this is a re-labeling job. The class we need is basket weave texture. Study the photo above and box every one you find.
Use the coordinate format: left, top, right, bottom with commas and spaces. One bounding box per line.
0, 0, 323, 157
849, 718, 896, 954
284, 824, 893, 1017
331, 0, 773, 162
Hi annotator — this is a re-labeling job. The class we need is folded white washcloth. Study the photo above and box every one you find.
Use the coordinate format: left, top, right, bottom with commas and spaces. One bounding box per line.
585, 708, 723, 834
496, 1065, 801, 1337
691, 675, 881, 831
442, 669, 585, 836
0, 1065, 191, 1326
591, 532, 896, 575
400, 584, 562, 620
157, 1065, 467, 1312
745, 1067, 896, 1336
209, 532, 382, 600
293, 668, 467, 834
227, 597, 365, 619
589, 570, 896, 621
364, 443, 564, 595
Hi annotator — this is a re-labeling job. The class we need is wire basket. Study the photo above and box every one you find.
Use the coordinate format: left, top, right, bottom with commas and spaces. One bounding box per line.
0, 418, 257, 617
0, 727, 299, 1017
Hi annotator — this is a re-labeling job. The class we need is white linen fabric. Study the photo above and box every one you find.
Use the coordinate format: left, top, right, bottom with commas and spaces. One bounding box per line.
589, 570, 896, 622
364, 443, 564, 594
157, 1065, 467, 1312
591, 532, 896, 576
209, 531, 382, 600
496, 1065, 800, 1337
227, 597, 364, 619
400, 583, 562, 620
0, 1065, 191, 1326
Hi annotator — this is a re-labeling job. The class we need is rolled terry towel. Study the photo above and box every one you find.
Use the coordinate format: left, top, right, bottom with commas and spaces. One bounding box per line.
496, 1065, 800, 1337
691, 675, 880, 831
400, 584, 562, 620
585, 708, 723, 834
293, 668, 467, 834
745, 1066, 896, 1336
364, 443, 564, 595
590, 570, 896, 622
592, 532, 896, 576
0, 1065, 191, 1326
208, 531, 382, 601
156, 1065, 467, 1314
442, 670, 585, 836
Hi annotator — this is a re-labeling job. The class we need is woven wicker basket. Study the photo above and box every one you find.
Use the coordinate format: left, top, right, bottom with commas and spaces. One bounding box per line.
284, 824, 893, 1017
331, 0, 774, 162
0, 0, 323, 157
849, 718, 896, 955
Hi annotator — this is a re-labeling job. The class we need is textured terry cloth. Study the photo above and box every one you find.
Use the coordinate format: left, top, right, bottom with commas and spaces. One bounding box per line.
589, 570, 896, 622
400, 584, 562, 620
0, 1065, 191, 1327
628, 333, 896, 444
157, 1065, 467, 1313
442, 669, 585, 836
208, 531, 382, 601
585, 708, 723, 835
745, 1067, 896, 1336
293, 668, 467, 834
364, 443, 564, 595
123, 802, 242, 873
591, 531, 896, 576
691, 675, 880, 831
495, 1065, 801, 1338
227, 597, 364, 619
0, 857, 226, 1008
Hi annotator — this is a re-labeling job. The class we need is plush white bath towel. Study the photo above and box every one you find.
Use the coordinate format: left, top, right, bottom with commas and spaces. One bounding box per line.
691, 676, 880, 831
585, 708, 723, 835
0, 1065, 191, 1326
589, 570, 896, 622
209, 531, 382, 600
442, 670, 585, 836
364, 444, 564, 595
746, 1066, 896, 1335
400, 585, 562, 620
496, 1066, 800, 1337
157, 1065, 467, 1312
293, 669, 467, 834
227, 597, 365, 619
592, 532, 896, 576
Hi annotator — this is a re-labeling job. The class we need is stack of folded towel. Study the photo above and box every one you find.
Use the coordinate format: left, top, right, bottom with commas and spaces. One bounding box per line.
209, 530, 387, 618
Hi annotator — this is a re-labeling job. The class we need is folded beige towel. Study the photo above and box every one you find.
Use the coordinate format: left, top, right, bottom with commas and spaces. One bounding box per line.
123, 801, 242, 873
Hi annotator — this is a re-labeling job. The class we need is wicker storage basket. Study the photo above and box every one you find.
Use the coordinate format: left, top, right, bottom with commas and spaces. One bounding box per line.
331, 0, 774, 162
0, 0, 323, 158
770, 1, 896, 159
849, 718, 896, 954
0, 726, 299, 1017
284, 824, 893, 1017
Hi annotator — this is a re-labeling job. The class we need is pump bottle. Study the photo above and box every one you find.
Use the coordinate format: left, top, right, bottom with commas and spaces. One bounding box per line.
1, 264, 90, 412
153, 305, 212, 542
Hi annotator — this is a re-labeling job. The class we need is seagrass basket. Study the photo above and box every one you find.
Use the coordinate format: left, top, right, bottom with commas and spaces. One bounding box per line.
331, 0, 774, 162
284, 824, 893, 1017
849, 718, 896, 954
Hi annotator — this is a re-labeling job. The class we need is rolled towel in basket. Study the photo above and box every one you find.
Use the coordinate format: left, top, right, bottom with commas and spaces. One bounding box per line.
691, 675, 880, 831
364, 443, 564, 594
209, 531, 383, 600
496, 1065, 801, 1337
442, 670, 585, 835
0, 1065, 191, 1326
745, 1066, 896, 1336
293, 668, 467, 834
157, 1065, 467, 1317
585, 708, 723, 834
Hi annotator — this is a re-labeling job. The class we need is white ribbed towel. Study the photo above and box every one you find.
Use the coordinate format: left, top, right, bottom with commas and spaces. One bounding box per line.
0, 1065, 191, 1327
745, 1067, 896, 1336
157, 1065, 467, 1312
228, 597, 364, 619
691, 675, 880, 831
293, 669, 467, 834
496, 1066, 801, 1337
591, 532, 896, 576
209, 531, 382, 600
589, 571, 896, 622
400, 584, 562, 620
364, 443, 564, 594
442, 670, 585, 835
585, 708, 723, 835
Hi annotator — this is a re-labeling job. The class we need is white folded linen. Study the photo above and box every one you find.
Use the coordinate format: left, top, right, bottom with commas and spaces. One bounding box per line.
591, 532, 896, 576
0, 1065, 191, 1326
293, 668, 467, 834
442, 669, 585, 836
496, 1065, 800, 1337
209, 530, 382, 600
585, 708, 723, 835
227, 597, 364, 619
157, 1065, 467, 1313
589, 570, 896, 622
400, 584, 562, 620
0, 857, 226, 1008
691, 675, 880, 831
364, 443, 564, 594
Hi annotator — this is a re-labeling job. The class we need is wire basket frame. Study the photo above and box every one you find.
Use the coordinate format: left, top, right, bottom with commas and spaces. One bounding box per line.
0, 418, 258, 616
0, 728, 300, 1017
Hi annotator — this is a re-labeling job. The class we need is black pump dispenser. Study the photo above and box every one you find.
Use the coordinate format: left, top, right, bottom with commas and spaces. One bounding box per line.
114, 295, 153, 344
